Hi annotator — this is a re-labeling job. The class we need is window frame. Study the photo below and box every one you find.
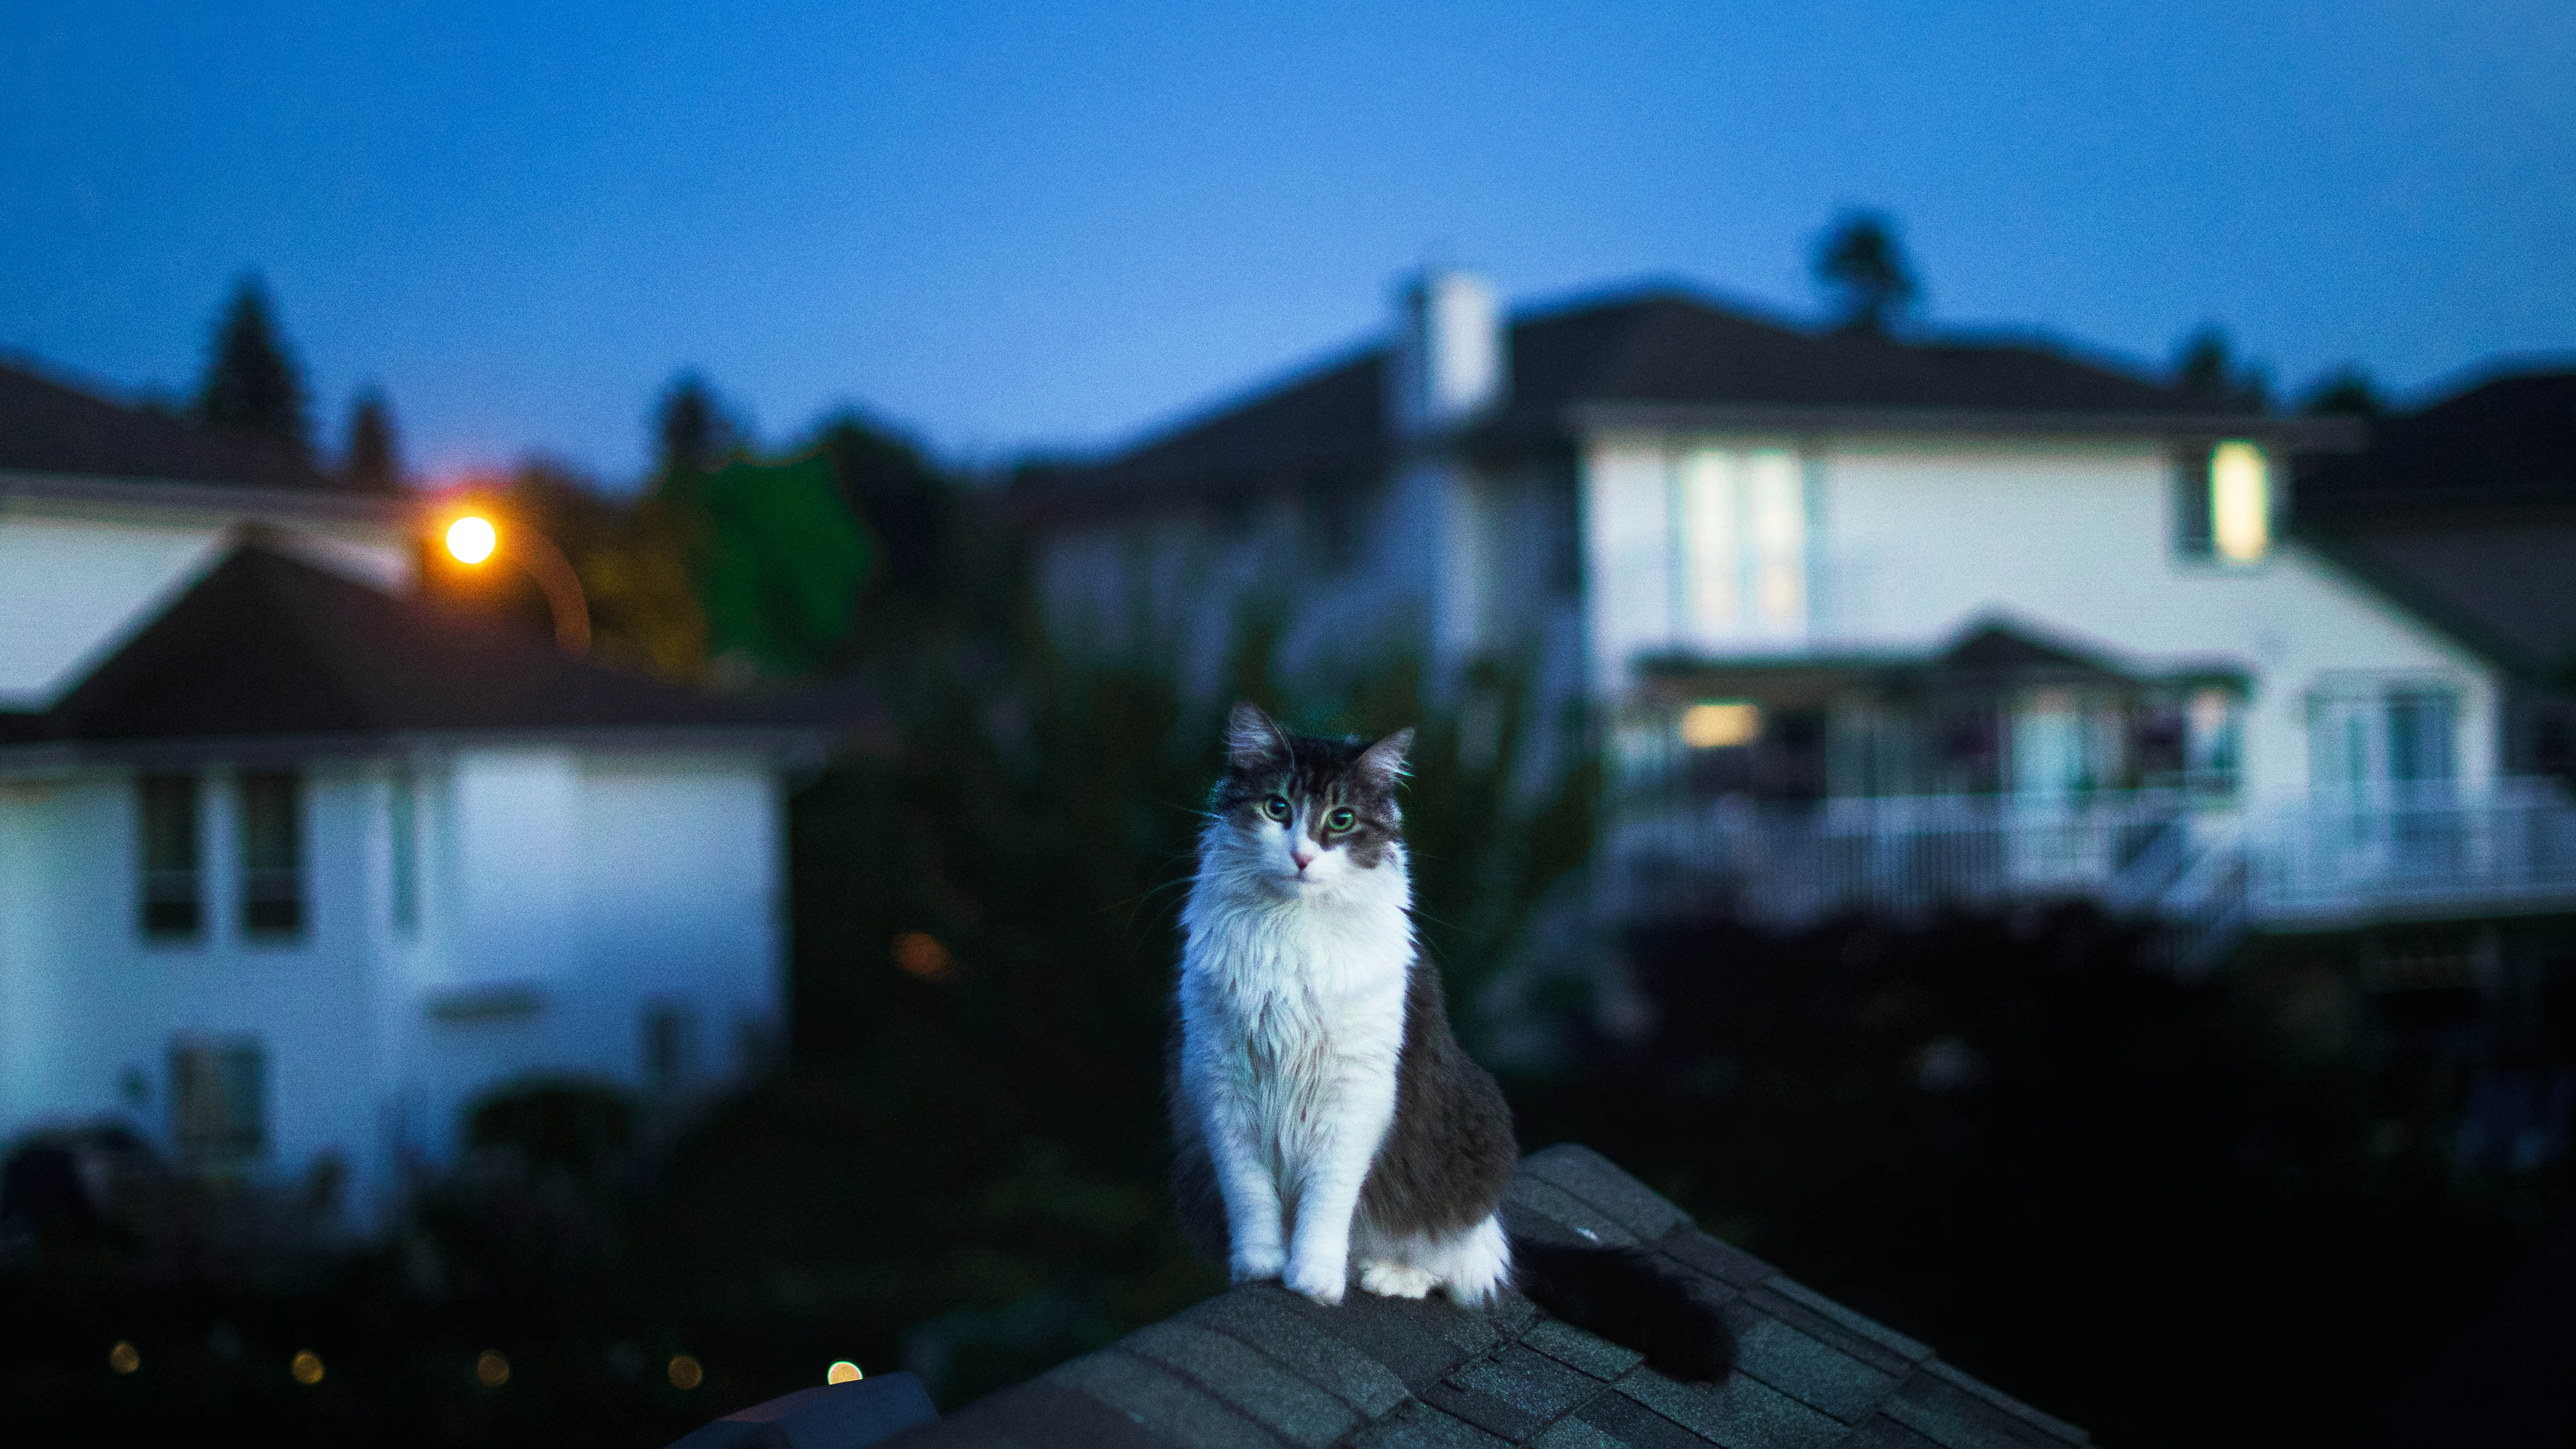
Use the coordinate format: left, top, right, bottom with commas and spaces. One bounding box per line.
137, 771, 205, 942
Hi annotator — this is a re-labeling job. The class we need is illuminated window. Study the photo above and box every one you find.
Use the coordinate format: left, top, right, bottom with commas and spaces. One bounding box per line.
169, 1036, 266, 1166
239, 771, 305, 938
1679, 700, 1762, 749
138, 773, 203, 940
2175, 441, 2270, 564
1678, 448, 1806, 639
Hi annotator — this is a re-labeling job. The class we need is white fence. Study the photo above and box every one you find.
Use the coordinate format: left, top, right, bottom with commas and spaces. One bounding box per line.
1607, 778, 2576, 965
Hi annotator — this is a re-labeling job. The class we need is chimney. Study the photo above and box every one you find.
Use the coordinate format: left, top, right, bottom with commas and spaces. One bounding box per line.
1389, 271, 1507, 439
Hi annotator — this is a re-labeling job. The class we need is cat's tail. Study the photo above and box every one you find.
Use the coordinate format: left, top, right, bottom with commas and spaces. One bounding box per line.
1511, 1236, 1737, 1382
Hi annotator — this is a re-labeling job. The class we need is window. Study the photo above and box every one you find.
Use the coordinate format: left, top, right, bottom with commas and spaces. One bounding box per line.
1678, 700, 1762, 750
1677, 447, 1806, 640
2309, 685, 2458, 796
2175, 441, 2271, 564
238, 771, 305, 938
169, 1036, 266, 1166
389, 768, 419, 935
138, 773, 203, 939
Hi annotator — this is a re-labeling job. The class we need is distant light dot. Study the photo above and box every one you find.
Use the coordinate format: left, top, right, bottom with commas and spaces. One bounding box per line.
667, 1354, 703, 1390
476, 1349, 511, 1387
290, 1350, 326, 1386
109, 1341, 141, 1374
891, 931, 954, 981
826, 1360, 863, 1384
446, 516, 497, 564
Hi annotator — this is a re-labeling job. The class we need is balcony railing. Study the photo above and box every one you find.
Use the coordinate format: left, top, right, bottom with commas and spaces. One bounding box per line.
1606, 778, 2576, 958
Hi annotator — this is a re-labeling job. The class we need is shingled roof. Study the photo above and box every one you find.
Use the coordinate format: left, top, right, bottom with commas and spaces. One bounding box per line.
0, 358, 373, 495
883, 1145, 2087, 1449
0, 543, 815, 751
1017, 286, 2282, 519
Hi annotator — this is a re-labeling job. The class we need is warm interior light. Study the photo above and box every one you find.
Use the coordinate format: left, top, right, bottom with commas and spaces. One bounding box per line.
291, 1350, 326, 1386
827, 1361, 864, 1384
446, 516, 498, 564
476, 1350, 511, 1387
109, 1341, 141, 1374
2211, 442, 2270, 563
668, 1354, 704, 1390
1679, 701, 1762, 750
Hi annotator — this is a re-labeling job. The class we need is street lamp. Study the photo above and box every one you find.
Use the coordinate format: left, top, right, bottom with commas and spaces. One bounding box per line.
444, 513, 591, 656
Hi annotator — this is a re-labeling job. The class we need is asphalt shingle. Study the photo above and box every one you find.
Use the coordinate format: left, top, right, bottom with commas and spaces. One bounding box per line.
1349, 1400, 1516, 1449
1618, 1366, 1849, 1449
1519, 1318, 1644, 1383
1047, 1350, 1286, 1449
1449, 1343, 1607, 1425
1121, 1320, 1362, 1447
1517, 1147, 1697, 1241
1183, 1289, 1414, 1418
1723, 1313, 1902, 1424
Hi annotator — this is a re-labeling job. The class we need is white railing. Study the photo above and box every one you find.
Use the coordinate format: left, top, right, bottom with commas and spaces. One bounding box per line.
1607, 777, 2576, 954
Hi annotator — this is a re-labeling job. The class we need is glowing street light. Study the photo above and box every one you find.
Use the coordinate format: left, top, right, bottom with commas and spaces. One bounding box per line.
439, 512, 591, 656
446, 515, 497, 564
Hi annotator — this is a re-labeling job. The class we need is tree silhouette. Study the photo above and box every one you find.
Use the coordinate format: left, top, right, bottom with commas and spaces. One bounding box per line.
1812, 211, 1921, 336
2172, 326, 2272, 412
341, 386, 403, 491
195, 275, 310, 453
2298, 366, 2385, 419
652, 370, 743, 484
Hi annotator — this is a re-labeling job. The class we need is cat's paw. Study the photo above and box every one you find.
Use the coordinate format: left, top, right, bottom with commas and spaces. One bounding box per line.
1284, 1255, 1347, 1306
1358, 1259, 1437, 1299
1229, 1244, 1286, 1284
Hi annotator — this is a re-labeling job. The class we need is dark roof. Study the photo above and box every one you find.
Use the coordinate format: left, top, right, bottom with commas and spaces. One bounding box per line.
2295, 370, 2576, 682
1019, 287, 2284, 519
886, 1145, 2087, 1449
0, 358, 373, 495
0, 543, 802, 749
2299, 368, 2576, 523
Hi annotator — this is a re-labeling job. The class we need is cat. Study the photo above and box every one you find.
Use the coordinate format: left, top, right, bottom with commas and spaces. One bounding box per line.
1169, 703, 1734, 1380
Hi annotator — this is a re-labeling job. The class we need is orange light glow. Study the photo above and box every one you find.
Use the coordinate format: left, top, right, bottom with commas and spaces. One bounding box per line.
446, 516, 498, 564
827, 1361, 864, 1384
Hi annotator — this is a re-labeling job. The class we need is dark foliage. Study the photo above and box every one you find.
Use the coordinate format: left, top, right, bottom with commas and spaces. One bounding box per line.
341, 388, 403, 492
2300, 366, 2388, 420
1516, 908, 2564, 1449
2173, 326, 2274, 413
195, 276, 311, 454
1812, 211, 1921, 337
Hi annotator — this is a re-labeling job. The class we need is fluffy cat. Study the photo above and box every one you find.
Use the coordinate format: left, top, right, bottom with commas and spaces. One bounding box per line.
1169, 703, 1733, 1379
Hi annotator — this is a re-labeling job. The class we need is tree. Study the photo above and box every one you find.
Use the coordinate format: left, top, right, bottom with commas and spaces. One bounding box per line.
2172, 326, 2272, 413
1812, 211, 1921, 336
2298, 366, 2386, 419
341, 387, 403, 491
652, 370, 744, 484
195, 275, 310, 453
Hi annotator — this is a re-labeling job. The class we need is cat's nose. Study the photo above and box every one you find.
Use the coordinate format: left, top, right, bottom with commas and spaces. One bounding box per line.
1291, 843, 1319, 871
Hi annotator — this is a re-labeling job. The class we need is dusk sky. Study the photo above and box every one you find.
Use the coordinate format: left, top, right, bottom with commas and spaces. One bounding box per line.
4, 1, 2570, 486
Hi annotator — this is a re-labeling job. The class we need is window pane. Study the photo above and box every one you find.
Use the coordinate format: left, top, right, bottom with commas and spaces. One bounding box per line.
1747, 451, 1805, 626
390, 768, 418, 935
1680, 450, 1739, 631
138, 773, 202, 938
170, 1038, 267, 1165
239, 771, 305, 937
2388, 691, 2456, 783
2211, 441, 2271, 563
2173, 449, 2215, 556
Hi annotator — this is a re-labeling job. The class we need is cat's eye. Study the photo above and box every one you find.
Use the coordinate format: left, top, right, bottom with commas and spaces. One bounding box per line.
1325, 807, 1356, 834
1262, 795, 1291, 823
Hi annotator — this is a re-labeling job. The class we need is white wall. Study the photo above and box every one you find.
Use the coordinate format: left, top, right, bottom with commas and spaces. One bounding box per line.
0, 744, 789, 1228
1580, 434, 2498, 800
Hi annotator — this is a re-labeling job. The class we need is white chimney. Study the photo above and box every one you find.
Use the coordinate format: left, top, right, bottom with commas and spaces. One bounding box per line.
1389, 271, 1507, 439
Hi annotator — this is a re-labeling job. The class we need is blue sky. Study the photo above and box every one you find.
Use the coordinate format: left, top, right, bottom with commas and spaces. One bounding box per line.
4, 1, 2570, 485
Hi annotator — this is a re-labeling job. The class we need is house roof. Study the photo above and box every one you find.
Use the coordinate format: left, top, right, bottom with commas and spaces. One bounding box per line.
1015, 287, 2329, 522
884, 1144, 2087, 1449
2296, 370, 2576, 683
2298, 368, 2576, 523
0, 358, 379, 497
0, 543, 817, 752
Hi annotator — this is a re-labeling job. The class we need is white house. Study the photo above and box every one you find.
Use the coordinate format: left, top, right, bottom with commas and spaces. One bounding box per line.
1014, 275, 2576, 961
0, 360, 825, 1224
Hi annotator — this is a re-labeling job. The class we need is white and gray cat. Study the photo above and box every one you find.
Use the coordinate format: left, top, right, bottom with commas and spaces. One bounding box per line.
1169, 704, 1733, 1378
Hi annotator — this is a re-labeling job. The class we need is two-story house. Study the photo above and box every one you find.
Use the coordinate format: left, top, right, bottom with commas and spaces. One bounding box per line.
1015, 274, 2576, 965
0, 360, 826, 1225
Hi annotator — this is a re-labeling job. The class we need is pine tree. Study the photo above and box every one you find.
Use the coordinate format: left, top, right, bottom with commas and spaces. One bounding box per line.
2172, 327, 2272, 412
195, 275, 311, 453
341, 387, 402, 491
652, 371, 742, 484
1813, 211, 1921, 336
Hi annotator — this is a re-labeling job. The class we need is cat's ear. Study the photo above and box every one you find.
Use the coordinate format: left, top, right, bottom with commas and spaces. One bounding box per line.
1356, 727, 1414, 789
1226, 702, 1288, 771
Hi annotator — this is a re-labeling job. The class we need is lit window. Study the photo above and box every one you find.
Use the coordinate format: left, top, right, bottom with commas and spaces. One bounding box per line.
1679, 701, 1762, 749
239, 771, 305, 938
169, 1036, 266, 1166
138, 773, 203, 939
1678, 448, 1806, 639
2211, 442, 2270, 562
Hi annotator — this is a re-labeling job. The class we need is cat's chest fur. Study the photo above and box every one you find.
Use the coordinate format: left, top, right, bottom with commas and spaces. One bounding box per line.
1178, 883, 1412, 1171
